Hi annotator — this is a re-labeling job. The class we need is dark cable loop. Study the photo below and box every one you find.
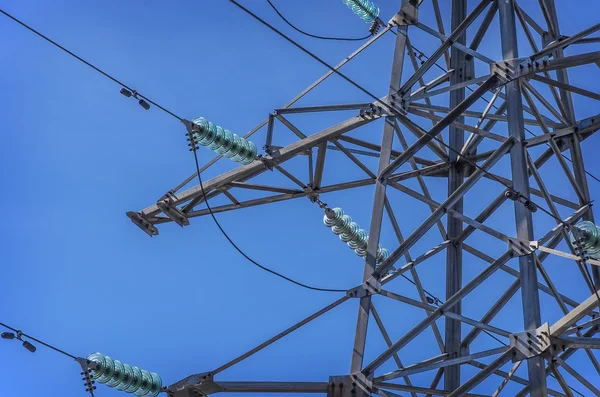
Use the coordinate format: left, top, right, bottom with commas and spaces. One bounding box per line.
267, 0, 371, 42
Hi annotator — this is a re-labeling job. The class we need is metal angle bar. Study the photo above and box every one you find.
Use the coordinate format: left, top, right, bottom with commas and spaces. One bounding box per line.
275, 103, 372, 114
404, 35, 449, 153
414, 22, 495, 64
491, 360, 522, 397
275, 114, 307, 139
531, 74, 600, 101
387, 162, 450, 182
426, 368, 444, 397
382, 197, 446, 352
523, 126, 578, 148
534, 244, 600, 268
456, 191, 507, 244
521, 51, 600, 76
376, 138, 514, 278
221, 189, 240, 206
447, 349, 515, 397
431, 0, 451, 68
554, 356, 600, 396
521, 84, 586, 201
273, 164, 306, 189
265, 113, 275, 152
470, 0, 498, 51
374, 346, 510, 382
392, 122, 448, 240
375, 382, 489, 397
363, 249, 514, 375
331, 139, 376, 178
550, 364, 575, 397
514, 2, 545, 35
532, 23, 600, 60
313, 142, 327, 189
350, 18, 409, 374
211, 296, 349, 375
408, 75, 492, 103
370, 304, 419, 397
407, 108, 507, 142
210, 382, 330, 393
397, 0, 493, 95
550, 289, 600, 336
461, 101, 508, 157
381, 75, 499, 180
410, 69, 454, 98
393, 113, 449, 160
460, 279, 521, 348
563, 317, 600, 336
521, 79, 569, 127
475, 87, 501, 129
381, 240, 451, 285
228, 182, 301, 194
408, 103, 561, 128
468, 361, 568, 397
558, 336, 600, 349
379, 290, 511, 338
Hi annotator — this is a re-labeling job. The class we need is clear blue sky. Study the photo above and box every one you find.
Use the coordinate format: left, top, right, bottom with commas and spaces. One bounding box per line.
1, 1, 599, 396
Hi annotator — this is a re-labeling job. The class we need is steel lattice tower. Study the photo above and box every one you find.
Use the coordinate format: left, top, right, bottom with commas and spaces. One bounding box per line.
126, 1, 600, 396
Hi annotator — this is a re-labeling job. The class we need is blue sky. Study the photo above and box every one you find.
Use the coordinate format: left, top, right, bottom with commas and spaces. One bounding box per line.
1, 1, 600, 396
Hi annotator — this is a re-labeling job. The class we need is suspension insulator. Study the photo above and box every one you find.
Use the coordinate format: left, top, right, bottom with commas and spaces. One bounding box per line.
341, 0, 380, 23
323, 207, 390, 264
571, 221, 600, 259
86, 352, 162, 397
191, 117, 257, 165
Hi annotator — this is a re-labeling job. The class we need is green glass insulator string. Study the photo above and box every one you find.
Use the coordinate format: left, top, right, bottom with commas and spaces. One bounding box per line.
341, 0, 380, 23
324, 207, 390, 263
87, 352, 162, 397
572, 221, 600, 259
192, 117, 258, 165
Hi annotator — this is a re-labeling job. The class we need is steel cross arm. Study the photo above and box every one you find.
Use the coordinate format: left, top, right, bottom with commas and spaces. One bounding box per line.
523, 112, 600, 148
375, 138, 514, 278
503, 51, 600, 82
373, 346, 510, 382
138, 115, 380, 219
387, 162, 450, 182
396, 0, 493, 95
381, 240, 451, 285
178, 381, 331, 395
563, 317, 600, 336
275, 103, 373, 115
380, 75, 500, 181
530, 74, 600, 102
531, 23, 600, 61
363, 249, 514, 375
413, 22, 495, 64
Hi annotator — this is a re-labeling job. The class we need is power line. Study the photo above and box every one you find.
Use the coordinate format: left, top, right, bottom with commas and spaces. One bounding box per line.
0, 8, 183, 122
189, 146, 347, 293
0, 322, 77, 360
266, 0, 372, 42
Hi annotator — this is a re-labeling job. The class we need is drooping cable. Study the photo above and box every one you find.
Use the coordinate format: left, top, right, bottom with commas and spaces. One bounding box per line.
266, 0, 372, 41
0, 322, 77, 359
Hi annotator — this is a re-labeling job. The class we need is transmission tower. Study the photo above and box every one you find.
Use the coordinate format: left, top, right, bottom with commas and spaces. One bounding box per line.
125, 0, 600, 396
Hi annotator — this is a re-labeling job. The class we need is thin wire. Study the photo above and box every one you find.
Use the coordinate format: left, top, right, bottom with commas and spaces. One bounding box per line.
0, 322, 77, 360
0, 8, 183, 122
266, 0, 372, 42
189, 148, 347, 293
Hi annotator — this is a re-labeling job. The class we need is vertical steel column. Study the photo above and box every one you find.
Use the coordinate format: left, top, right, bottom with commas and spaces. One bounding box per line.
350, 2, 409, 373
498, 1, 547, 395
444, 0, 467, 391
540, 0, 599, 285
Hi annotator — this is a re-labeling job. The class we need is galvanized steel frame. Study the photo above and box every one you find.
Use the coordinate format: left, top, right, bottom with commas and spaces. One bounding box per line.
129, 1, 600, 396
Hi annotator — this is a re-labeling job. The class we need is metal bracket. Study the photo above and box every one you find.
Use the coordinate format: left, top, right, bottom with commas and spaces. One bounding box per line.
76, 357, 97, 397
168, 373, 215, 397
490, 56, 552, 83
259, 155, 277, 170
350, 373, 373, 397
347, 278, 381, 299
157, 200, 190, 227
510, 323, 551, 361
126, 211, 159, 236
507, 238, 535, 256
